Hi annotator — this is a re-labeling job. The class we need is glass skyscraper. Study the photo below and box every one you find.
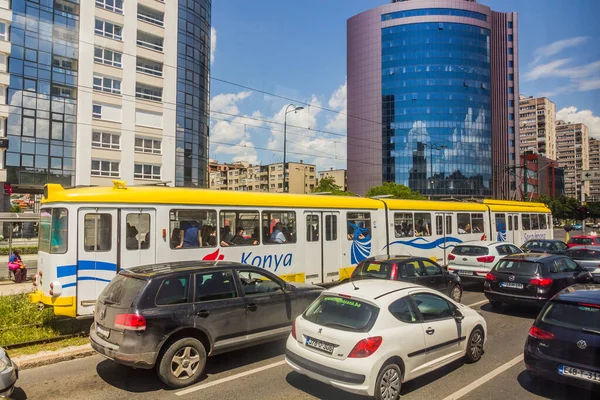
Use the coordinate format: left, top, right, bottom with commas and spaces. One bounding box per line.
348, 0, 519, 198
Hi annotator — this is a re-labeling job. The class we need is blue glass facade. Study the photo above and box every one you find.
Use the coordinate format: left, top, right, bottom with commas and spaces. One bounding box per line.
6, 0, 79, 187
176, 0, 211, 187
382, 22, 492, 197
382, 8, 487, 22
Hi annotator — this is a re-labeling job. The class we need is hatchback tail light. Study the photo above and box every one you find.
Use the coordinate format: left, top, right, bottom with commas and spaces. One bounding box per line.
115, 314, 146, 331
529, 277, 553, 288
477, 256, 496, 263
448, 254, 456, 261
485, 273, 497, 281
291, 320, 297, 340
528, 326, 554, 340
348, 336, 382, 358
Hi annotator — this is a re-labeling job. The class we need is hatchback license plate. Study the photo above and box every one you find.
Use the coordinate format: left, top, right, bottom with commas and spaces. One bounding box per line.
305, 336, 334, 354
559, 365, 600, 383
96, 324, 110, 339
500, 282, 524, 289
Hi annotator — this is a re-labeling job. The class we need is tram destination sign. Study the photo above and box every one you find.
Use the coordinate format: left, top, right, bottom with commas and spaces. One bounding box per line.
581, 170, 600, 182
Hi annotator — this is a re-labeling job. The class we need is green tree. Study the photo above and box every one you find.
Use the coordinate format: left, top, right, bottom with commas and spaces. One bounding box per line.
311, 177, 354, 196
536, 195, 579, 221
587, 202, 600, 219
365, 182, 426, 200
10, 204, 22, 213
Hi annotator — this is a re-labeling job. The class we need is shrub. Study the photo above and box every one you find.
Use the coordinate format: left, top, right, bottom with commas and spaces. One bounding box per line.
0, 246, 38, 256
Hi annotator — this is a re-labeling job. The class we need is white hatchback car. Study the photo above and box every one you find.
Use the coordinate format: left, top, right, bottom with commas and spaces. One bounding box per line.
447, 241, 522, 282
285, 280, 487, 400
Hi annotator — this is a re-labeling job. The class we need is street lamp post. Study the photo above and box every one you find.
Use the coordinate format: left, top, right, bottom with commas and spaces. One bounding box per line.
283, 104, 304, 193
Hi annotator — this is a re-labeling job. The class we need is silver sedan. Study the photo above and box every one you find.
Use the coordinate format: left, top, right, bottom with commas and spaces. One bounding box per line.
0, 347, 17, 398
565, 245, 600, 283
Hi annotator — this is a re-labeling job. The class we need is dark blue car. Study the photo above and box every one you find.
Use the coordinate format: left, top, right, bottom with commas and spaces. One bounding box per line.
524, 284, 600, 390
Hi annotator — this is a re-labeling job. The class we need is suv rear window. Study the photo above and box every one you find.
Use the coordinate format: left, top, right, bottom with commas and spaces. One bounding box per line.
568, 238, 594, 245
451, 246, 489, 256
523, 241, 552, 249
303, 295, 379, 332
98, 273, 147, 307
541, 301, 600, 332
494, 260, 541, 275
567, 249, 600, 260
352, 261, 392, 279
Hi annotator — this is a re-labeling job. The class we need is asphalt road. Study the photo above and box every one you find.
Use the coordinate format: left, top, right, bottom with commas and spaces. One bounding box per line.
11, 286, 598, 400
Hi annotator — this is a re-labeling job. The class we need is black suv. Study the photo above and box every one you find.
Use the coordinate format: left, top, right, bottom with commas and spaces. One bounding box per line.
90, 261, 323, 388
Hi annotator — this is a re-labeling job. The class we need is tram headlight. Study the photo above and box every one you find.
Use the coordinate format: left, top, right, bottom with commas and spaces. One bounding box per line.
49, 281, 62, 297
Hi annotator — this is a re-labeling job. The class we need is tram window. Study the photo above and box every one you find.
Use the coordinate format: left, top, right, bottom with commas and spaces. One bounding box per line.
84, 214, 112, 252
347, 212, 371, 240
539, 214, 548, 229
513, 215, 519, 230
394, 212, 413, 238
126, 213, 151, 250
262, 211, 296, 244
169, 209, 217, 249
39, 208, 68, 254
325, 215, 337, 241
436, 216, 443, 235
457, 213, 471, 234
219, 211, 260, 246
446, 215, 452, 234
495, 214, 506, 233
471, 213, 484, 233
508, 215, 513, 231
522, 214, 531, 231
414, 213, 431, 236
306, 215, 319, 242
530, 214, 539, 230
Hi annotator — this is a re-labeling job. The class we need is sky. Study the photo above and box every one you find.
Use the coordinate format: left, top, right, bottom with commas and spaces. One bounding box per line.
209, 0, 600, 172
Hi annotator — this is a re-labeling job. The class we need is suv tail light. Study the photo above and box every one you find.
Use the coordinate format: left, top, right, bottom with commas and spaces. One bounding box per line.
348, 336, 382, 358
291, 320, 297, 340
529, 277, 553, 287
528, 326, 554, 340
448, 254, 456, 261
390, 263, 398, 280
476, 256, 496, 263
115, 314, 146, 331
485, 273, 497, 281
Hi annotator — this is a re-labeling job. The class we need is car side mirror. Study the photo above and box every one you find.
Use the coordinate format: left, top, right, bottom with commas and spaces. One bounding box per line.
453, 309, 465, 323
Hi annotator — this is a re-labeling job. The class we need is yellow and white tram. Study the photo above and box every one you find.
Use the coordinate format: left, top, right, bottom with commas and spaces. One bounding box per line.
30, 181, 552, 317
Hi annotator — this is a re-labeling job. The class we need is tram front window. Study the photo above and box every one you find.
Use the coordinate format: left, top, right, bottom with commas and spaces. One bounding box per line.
39, 208, 68, 254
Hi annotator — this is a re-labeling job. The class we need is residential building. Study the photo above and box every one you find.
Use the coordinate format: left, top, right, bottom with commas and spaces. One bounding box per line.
3, 0, 211, 209
589, 137, 600, 201
0, 0, 11, 210
347, 0, 519, 199
520, 152, 564, 200
519, 95, 556, 160
555, 120, 589, 199
317, 168, 347, 191
268, 162, 316, 194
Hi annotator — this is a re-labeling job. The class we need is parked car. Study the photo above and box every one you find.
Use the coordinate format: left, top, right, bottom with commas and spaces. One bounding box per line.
447, 241, 522, 282
524, 284, 600, 390
89, 261, 323, 388
573, 223, 583, 230
565, 246, 600, 283
285, 280, 487, 400
567, 235, 600, 248
484, 254, 593, 309
0, 346, 18, 398
345, 255, 463, 302
521, 239, 569, 255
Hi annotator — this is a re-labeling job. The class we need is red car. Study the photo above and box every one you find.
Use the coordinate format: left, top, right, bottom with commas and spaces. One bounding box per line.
567, 235, 600, 248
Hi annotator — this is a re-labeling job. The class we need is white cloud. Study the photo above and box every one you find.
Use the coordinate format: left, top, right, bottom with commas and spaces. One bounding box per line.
213, 139, 259, 165
325, 81, 347, 133
524, 58, 573, 81
210, 27, 217, 65
557, 107, 600, 140
531, 36, 588, 65
210, 91, 252, 114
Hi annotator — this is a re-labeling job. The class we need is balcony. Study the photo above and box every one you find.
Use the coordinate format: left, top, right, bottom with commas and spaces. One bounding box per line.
137, 4, 164, 27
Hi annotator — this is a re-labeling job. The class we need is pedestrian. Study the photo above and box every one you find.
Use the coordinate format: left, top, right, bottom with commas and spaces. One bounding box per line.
8, 249, 27, 283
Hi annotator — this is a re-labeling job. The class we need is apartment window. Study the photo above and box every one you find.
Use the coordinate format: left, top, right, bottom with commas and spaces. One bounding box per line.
136, 58, 163, 77
508, 21, 513, 28
509, 113, 514, 121
52, 55, 76, 70
137, 30, 164, 52
135, 137, 161, 154
91, 160, 119, 177
51, 85, 76, 99
55, 0, 78, 14
508, 34, 513, 42
94, 47, 122, 67
509, 127, 515, 134
509, 74, 514, 81
136, 83, 162, 101
508, 48, 513, 55
0, 23, 7, 41
509, 100, 514, 107
92, 132, 120, 150
134, 164, 161, 180
95, 19, 123, 40
510, 140, 515, 147
93, 105, 102, 119
509, 87, 514, 94
137, 5, 164, 27
93, 75, 121, 94
96, 0, 123, 14
508, 60, 513, 68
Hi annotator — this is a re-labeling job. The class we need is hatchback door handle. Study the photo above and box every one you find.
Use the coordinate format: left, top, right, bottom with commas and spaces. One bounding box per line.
196, 310, 210, 318
426, 327, 435, 335
247, 304, 257, 312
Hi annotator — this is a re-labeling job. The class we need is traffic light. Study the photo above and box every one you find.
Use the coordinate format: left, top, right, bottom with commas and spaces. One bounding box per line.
577, 205, 588, 220
3, 183, 12, 195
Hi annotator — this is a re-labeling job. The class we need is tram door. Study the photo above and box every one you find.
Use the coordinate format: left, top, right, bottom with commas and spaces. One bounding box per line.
435, 213, 453, 264
507, 213, 520, 245
77, 208, 118, 316
120, 209, 157, 269
303, 211, 342, 284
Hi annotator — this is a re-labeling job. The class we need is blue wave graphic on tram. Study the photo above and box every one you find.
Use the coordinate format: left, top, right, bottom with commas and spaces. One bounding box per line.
349, 221, 371, 264
497, 219, 507, 242
384, 236, 463, 251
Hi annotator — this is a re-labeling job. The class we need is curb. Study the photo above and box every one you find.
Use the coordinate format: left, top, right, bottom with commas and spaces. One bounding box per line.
12, 343, 96, 370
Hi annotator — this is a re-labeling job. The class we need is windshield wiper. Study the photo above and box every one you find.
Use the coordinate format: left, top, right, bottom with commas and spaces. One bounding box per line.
581, 328, 600, 336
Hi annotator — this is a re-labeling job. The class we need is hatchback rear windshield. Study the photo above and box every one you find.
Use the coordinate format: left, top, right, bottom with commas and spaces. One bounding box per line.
567, 249, 600, 260
541, 301, 600, 332
494, 260, 541, 275
568, 238, 594, 245
98, 273, 147, 307
352, 261, 392, 279
523, 241, 552, 249
303, 295, 379, 332
451, 246, 489, 256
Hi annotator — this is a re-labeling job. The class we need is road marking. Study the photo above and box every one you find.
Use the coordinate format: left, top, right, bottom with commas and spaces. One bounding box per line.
441, 354, 524, 400
466, 299, 488, 308
176, 360, 287, 396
